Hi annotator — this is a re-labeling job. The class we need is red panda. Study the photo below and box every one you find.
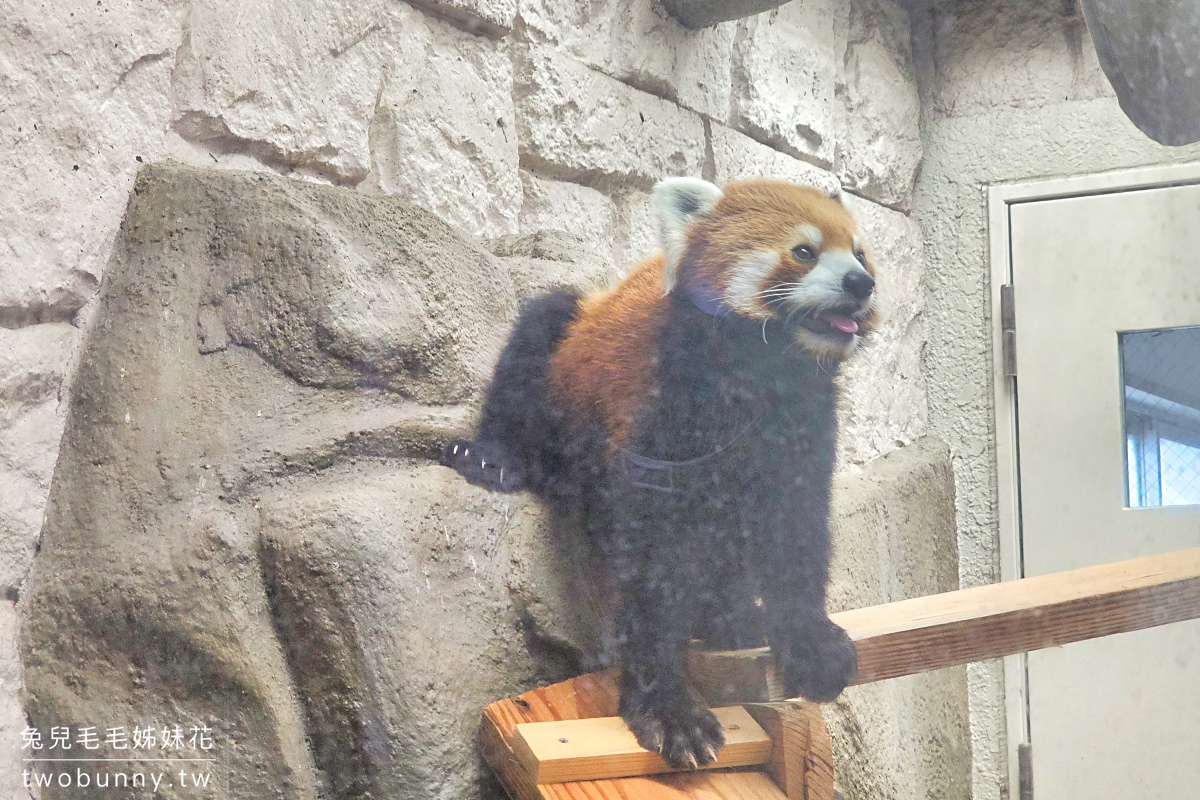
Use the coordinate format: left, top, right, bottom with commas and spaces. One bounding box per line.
443, 178, 876, 769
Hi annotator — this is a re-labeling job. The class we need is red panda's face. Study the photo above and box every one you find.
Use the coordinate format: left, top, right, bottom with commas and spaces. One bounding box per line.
654, 178, 878, 361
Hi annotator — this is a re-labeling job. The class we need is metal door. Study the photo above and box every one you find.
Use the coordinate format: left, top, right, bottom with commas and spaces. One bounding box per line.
1002, 178, 1200, 798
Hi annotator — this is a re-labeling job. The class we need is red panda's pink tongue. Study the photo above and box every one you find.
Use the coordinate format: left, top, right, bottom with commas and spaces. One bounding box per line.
821, 313, 860, 334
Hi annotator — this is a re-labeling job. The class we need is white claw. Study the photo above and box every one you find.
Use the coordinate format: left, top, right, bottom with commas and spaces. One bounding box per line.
703, 745, 718, 763
464, 448, 469, 457
452, 444, 459, 455
481, 460, 487, 468
500, 468, 504, 483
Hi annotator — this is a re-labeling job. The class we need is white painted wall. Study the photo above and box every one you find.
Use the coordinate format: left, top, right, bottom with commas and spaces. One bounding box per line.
2, 0, 929, 796
911, 1, 1200, 798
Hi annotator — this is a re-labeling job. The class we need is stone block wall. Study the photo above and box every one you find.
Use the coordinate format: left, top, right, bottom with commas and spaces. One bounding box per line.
4, 1, 932, 797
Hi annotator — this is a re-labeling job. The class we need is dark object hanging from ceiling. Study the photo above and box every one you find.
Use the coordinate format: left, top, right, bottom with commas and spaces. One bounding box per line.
660, 0, 789, 29
1081, 0, 1200, 145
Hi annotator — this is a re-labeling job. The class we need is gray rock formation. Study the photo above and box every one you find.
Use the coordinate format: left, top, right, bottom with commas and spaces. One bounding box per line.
21, 162, 607, 799
484, 230, 618, 300
1082, 0, 1200, 146
826, 437, 971, 800
661, 0, 790, 29
258, 467, 607, 799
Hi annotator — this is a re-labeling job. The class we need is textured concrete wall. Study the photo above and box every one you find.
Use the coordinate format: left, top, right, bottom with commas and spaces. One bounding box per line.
3, 0, 930, 796
827, 437, 971, 800
910, 2, 1200, 798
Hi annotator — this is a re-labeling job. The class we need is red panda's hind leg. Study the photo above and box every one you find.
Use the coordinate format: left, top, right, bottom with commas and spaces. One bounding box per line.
442, 290, 582, 499
440, 438, 527, 492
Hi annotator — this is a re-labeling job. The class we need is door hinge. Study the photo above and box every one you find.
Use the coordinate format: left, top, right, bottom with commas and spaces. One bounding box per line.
1001, 284, 1017, 377
1018, 742, 1034, 800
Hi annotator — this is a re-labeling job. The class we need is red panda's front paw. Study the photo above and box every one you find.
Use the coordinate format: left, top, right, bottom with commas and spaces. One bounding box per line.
623, 701, 726, 770
777, 617, 857, 703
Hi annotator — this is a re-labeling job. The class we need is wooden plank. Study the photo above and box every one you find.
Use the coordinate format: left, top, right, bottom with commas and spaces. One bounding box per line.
512, 706, 773, 784
743, 702, 835, 800
541, 771, 789, 800
687, 646, 782, 707
689, 646, 777, 707
480, 699, 539, 800
841, 545, 1200, 684
481, 672, 791, 800
536, 768, 789, 800
689, 547, 1200, 701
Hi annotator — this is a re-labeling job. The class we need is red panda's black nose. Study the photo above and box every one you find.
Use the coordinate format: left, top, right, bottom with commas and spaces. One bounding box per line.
843, 271, 875, 300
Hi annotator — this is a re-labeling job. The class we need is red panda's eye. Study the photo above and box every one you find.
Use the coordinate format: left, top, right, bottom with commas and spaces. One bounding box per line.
793, 245, 818, 262
855, 250, 867, 266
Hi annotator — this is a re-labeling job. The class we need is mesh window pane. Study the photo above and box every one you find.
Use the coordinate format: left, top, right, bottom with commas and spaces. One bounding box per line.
1121, 326, 1200, 508
1160, 439, 1200, 506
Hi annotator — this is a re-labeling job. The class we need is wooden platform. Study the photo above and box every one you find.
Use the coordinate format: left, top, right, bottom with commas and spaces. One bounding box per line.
481, 671, 834, 800
482, 547, 1200, 799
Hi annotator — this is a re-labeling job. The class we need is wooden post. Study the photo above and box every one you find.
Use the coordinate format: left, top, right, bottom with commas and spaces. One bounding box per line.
743, 702, 836, 800
481, 671, 798, 800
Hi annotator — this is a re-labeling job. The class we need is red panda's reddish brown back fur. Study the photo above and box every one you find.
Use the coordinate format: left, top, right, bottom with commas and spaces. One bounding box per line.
549, 257, 667, 449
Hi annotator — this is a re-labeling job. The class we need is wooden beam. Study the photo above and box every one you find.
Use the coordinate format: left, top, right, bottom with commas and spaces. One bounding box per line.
511, 705, 773, 784
842, 546, 1200, 683
690, 547, 1200, 702
481, 549, 1200, 795
743, 702, 836, 800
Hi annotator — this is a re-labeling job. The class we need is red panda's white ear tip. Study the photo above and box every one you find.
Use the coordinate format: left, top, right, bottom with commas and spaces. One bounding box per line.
653, 177, 723, 294
830, 188, 864, 230
653, 177, 724, 219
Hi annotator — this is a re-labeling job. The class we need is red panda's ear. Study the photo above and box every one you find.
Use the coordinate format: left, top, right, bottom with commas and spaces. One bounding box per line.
653, 177, 723, 295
